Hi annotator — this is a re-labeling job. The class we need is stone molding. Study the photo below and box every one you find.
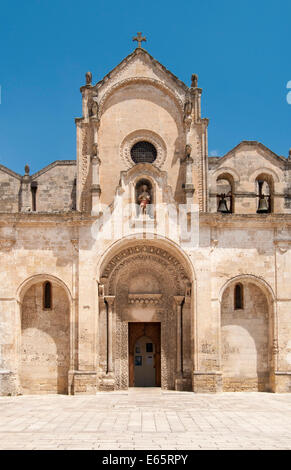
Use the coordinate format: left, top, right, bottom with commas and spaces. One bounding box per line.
98, 76, 184, 117
128, 293, 162, 305
101, 244, 190, 296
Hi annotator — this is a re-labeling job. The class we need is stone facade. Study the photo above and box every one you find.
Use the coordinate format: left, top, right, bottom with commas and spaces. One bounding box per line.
0, 47, 291, 395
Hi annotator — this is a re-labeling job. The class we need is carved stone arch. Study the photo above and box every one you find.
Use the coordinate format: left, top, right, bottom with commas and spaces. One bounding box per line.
211, 166, 241, 184
249, 167, 280, 184
98, 240, 193, 391
101, 244, 190, 296
98, 235, 195, 284
17, 273, 72, 305
98, 77, 184, 119
218, 273, 275, 304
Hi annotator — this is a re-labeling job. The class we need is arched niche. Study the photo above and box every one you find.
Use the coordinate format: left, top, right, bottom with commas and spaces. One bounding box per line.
216, 173, 235, 213
135, 178, 154, 217
18, 277, 71, 394
220, 277, 274, 392
255, 173, 274, 213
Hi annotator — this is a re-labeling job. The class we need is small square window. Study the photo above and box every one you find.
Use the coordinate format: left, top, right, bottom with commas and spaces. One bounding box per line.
135, 356, 142, 366
146, 343, 153, 352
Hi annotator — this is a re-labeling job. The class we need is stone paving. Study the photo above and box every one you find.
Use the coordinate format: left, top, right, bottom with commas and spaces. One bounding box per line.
0, 388, 291, 450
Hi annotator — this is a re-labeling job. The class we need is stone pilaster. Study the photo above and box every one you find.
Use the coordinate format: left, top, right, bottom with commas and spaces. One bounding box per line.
174, 296, 184, 390
99, 296, 115, 391
91, 153, 101, 216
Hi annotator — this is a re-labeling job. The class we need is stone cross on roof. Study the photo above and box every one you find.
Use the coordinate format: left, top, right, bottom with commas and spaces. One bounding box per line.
133, 32, 146, 49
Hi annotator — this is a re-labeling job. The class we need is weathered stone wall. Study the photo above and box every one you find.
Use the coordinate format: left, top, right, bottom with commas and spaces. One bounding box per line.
221, 282, 270, 391
0, 167, 21, 212
19, 282, 70, 394
0, 162, 76, 213
32, 161, 76, 212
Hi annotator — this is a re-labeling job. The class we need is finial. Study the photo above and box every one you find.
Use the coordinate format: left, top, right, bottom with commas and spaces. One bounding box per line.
191, 74, 198, 88
24, 164, 30, 175
85, 71, 92, 86
133, 32, 146, 49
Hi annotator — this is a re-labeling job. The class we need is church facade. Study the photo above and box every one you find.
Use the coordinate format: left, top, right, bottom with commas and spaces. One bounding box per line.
0, 43, 291, 396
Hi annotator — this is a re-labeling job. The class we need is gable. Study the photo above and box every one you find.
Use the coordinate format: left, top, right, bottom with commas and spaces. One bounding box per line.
210, 141, 286, 183
95, 48, 188, 114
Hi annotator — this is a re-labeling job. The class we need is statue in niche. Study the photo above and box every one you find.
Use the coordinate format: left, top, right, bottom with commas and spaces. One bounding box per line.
185, 144, 192, 158
88, 97, 98, 117
184, 100, 192, 118
138, 184, 151, 215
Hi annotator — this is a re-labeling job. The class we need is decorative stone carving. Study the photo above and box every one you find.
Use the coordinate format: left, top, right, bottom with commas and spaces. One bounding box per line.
88, 97, 98, 118
98, 284, 104, 297
101, 245, 189, 295
184, 100, 192, 118
120, 130, 167, 169
128, 293, 162, 305
185, 144, 192, 158
70, 239, 79, 252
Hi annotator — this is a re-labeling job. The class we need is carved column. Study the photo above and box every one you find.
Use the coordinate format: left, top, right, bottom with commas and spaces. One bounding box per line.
174, 296, 184, 390
104, 296, 115, 375
184, 154, 195, 209
91, 153, 101, 215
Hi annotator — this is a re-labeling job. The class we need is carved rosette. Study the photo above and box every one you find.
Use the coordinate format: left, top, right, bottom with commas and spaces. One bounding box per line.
120, 130, 167, 170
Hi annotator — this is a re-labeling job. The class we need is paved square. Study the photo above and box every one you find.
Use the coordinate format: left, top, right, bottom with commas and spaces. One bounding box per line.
0, 389, 290, 450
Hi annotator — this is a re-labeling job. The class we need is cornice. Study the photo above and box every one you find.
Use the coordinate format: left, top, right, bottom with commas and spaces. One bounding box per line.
0, 211, 291, 229
199, 212, 291, 228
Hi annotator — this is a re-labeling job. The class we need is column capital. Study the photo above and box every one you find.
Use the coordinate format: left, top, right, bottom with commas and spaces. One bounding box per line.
173, 296, 184, 306
91, 155, 101, 165
104, 295, 115, 307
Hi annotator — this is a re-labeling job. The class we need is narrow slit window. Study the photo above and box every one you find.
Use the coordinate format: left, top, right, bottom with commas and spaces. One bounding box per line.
44, 282, 52, 309
234, 283, 243, 310
31, 181, 38, 212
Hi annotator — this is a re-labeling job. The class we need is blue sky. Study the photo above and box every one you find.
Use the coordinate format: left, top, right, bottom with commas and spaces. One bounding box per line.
0, 0, 290, 174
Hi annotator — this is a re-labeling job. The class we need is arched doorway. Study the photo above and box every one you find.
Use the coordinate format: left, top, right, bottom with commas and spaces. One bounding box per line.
19, 278, 70, 394
99, 240, 193, 391
221, 278, 274, 392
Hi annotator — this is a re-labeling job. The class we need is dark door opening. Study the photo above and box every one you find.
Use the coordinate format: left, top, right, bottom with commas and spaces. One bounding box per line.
128, 322, 161, 387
